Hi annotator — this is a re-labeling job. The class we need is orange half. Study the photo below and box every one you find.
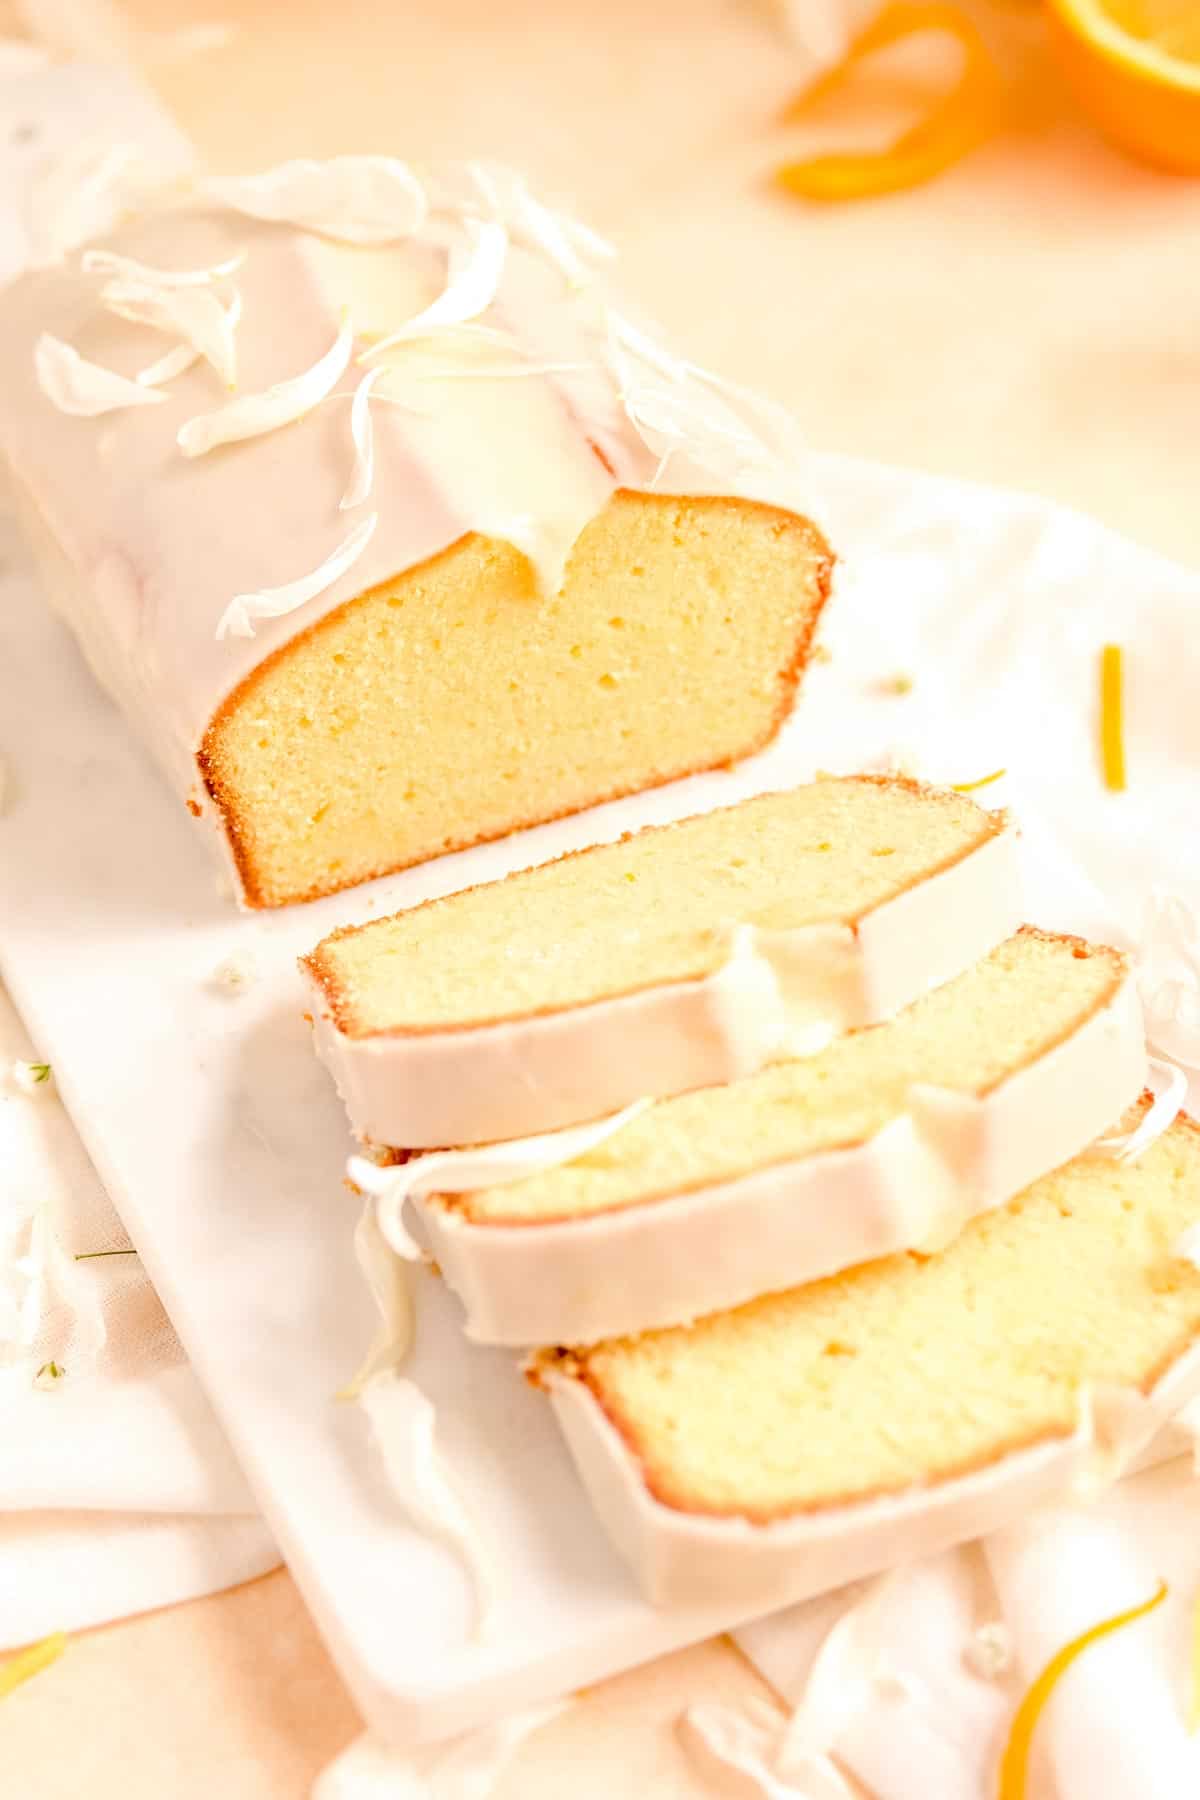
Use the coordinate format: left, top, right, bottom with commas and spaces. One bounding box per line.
1048, 0, 1200, 172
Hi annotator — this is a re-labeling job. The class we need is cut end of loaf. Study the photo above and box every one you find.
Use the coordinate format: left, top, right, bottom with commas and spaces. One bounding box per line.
200, 490, 833, 908
303, 774, 1008, 1038
448, 927, 1129, 1226
560, 1107, 1200, 1524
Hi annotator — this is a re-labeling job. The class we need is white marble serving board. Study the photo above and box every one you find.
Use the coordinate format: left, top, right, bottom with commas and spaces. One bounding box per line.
0, 452, 1124, 1748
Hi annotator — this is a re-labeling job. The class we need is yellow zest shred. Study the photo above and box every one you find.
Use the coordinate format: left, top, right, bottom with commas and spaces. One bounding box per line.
1100, 643, 1127, 792
997, 1581, 1167, 1798
777, 2, 1006, 204
952, 767, 1007, 793
0, 1632, 67, 1700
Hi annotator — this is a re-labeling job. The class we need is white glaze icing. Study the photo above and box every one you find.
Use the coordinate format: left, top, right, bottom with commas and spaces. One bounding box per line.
540, 1332, 1200, 1611
304, 812, 1023, 1149
407, 963, 1146, 1346
0, 166, 821, 902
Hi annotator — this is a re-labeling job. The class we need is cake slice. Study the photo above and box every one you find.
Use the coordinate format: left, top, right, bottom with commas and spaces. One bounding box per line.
0, 162, 831, 908
533, 1107, 1200, 1608
304, 776, 1021, 1147
403, 929, 1145, 1344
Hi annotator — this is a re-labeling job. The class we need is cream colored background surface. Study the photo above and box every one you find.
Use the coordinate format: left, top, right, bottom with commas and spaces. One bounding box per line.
5, 0, 1198, 1792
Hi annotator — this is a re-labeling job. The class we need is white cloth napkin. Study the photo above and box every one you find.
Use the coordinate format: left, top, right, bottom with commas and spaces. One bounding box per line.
731, 462, 1200, 1800
0, 47, 278, 1650
737, 1458, 1200, 1800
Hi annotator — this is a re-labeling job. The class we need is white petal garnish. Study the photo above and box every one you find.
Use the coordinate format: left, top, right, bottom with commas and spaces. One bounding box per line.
340, 366, 384, 510
215, 511, 377, 641
678, 1700, 821, 1800
466, 160, 614, 288
776, 1573, 908, 1793
607, 308, 811, 489
137, 289, 243, 387
357, 1375, 496, 1639
348, 1099, 648, 1262
360, 218, 508, 362
34, 333, 168, 417
100, 279, 240, 388
314, 1704, 565, 1800
407, 358, 592, 383
1094, 1057, 1187, 1163
202, 156, 427, 244
26, 139, 139, 268
1173, 1222, 1200, 1271
178, 310, 353, 456
1072, 1381, 1169, 1498
1139, 890, 1200, 1068
430, 160, 615, 289
82, 246, 246, 288
338, 1198, 414, 1398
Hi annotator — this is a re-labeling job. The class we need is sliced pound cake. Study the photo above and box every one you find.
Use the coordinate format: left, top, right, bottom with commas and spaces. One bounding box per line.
304, 776, 1021, 1146
0, 167, 832, 907
533, 1107, 1200, 1608
403, 929, 1145, 1343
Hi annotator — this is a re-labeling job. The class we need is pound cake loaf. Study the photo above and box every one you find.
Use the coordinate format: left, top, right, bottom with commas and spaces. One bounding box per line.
0, 158, 831, 907
534, 1106, 1200, 1608
393, 929, 1146, 1344
304, 775, 1021, 1147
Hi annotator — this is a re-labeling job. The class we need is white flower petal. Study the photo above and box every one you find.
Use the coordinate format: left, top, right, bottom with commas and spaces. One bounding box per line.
340, 366, 384, 510
679, 1700, 852, 1800
202, 156, 427, 244
1094, 1057, 1188, 1164
1173, 1221, 1200, 1271
440, 160, 615, 289
35, 333, 168, 417
215, 511, 377, 641
338, 1198, 414, 1397
360, 218, 508, 362
178, 309, 353, 456
100, 279, 240, 388
82, 246, 246, 287
348, 1099, 648, 1262
26, 139, 139, 268
136, 289, 242, 387
356, 1375, 496, 1637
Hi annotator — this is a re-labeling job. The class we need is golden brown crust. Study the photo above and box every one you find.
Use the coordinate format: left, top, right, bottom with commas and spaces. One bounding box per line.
199, 491, 835, 910
432, 927, 1129, 1226
302, 775, 1008, 1042
563, 1100, 1200, 1525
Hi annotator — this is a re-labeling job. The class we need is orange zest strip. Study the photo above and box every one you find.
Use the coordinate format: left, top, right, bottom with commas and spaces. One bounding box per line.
997, 1581, 1167, 1798
777, 2, 1006, 204
1100, 643, 1127, 792
952, 767, 1007, 793
0, 1632, 67, 1701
